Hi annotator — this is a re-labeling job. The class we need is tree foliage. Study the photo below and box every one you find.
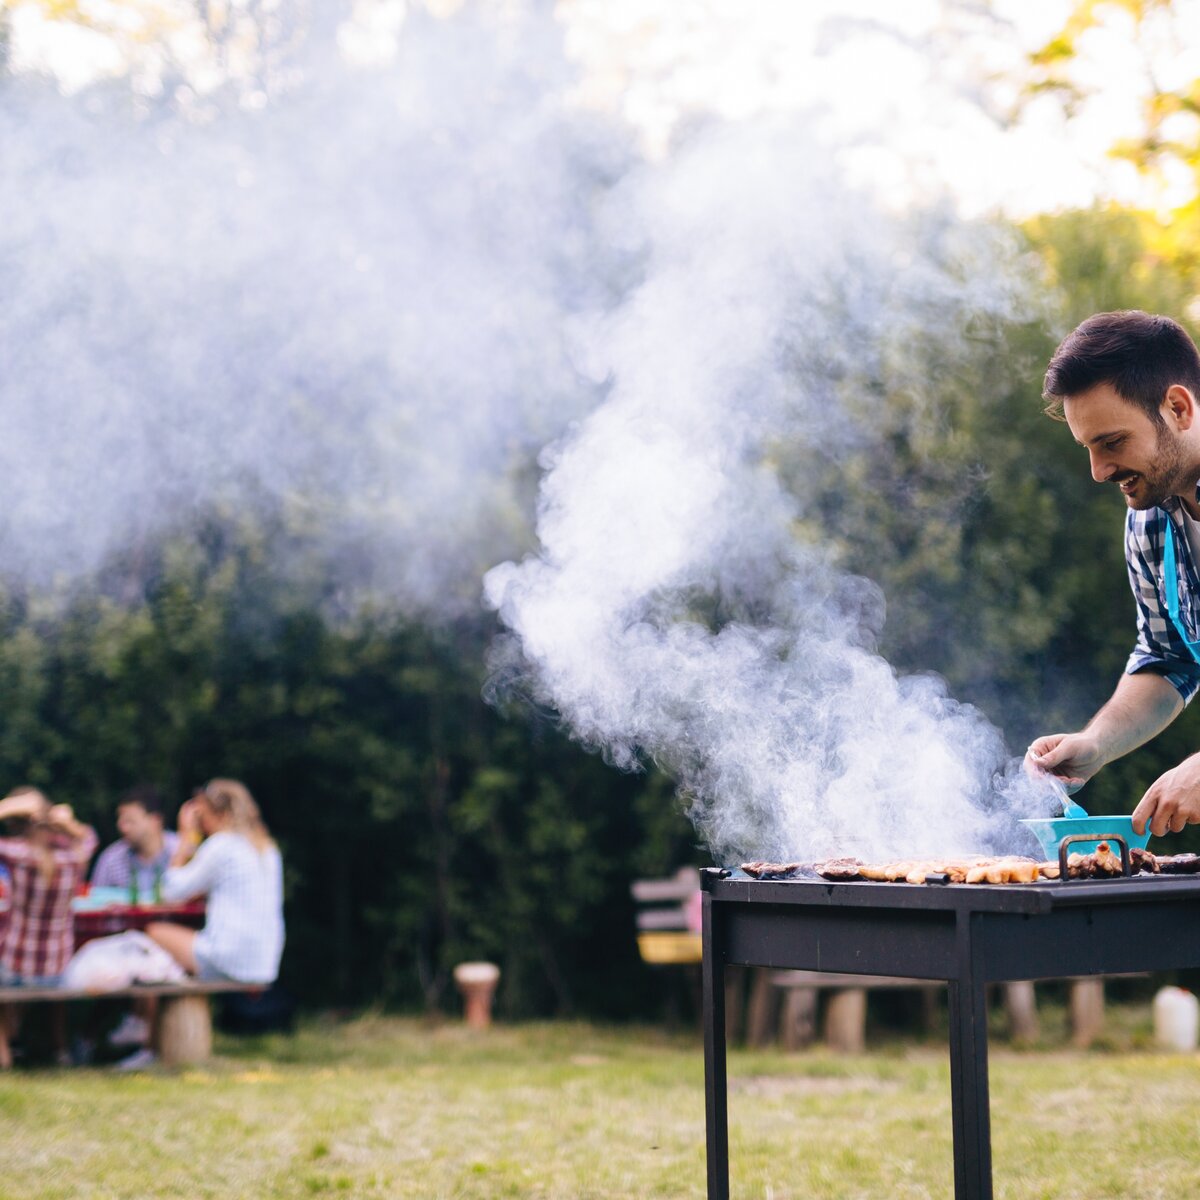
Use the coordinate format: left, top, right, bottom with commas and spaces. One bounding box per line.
0, 511, 694, 1018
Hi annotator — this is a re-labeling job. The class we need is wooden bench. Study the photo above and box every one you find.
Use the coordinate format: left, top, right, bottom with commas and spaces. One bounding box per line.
631, 867, 702, 965
0, 981, 259, 1068
770, 973, 1142, 1052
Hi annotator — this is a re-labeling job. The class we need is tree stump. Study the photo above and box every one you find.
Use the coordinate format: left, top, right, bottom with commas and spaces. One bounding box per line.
724, 966, 745, 1044
1003, 981, 1039, 1043
1069, 979, 1105, 1048
824, 988, 867, 1053
780, 987, 818, 1051
745, 968, 779, 1047
156, 995, 212, 1065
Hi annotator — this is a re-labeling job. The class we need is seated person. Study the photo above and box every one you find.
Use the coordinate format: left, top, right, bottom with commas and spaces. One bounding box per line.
147, 779, 284, 986
91, 785, 178, 901
0, 787, 97, 1068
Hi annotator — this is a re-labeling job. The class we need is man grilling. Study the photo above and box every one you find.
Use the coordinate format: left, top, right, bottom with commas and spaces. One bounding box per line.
1027, 310, 1200, 838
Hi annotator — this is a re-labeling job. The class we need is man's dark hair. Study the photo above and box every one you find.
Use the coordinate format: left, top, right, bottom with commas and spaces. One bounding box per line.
1043, 310, 1200, 423
118, 784, 165, 818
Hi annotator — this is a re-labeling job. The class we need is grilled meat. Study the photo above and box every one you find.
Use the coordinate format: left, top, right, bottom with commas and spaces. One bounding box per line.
964, 858, 1040, 885
1155, 853, 1200, 874
1130, 847, 1159, 873
813, 858, 862, 881
741, 861, 803, 880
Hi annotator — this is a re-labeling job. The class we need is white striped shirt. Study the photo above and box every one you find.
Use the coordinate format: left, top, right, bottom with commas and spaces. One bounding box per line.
161, 831, 284, 984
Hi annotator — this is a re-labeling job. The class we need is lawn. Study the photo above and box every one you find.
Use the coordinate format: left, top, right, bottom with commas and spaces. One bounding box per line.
0, 1009, 1197, 1199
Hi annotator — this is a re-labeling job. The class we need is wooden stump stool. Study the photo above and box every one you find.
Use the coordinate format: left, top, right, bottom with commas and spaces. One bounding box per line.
824, 988, 867, 1053
156, 994, 213, 1065
1003, 981, 1039, 1043
1069, 979, 1105, 1048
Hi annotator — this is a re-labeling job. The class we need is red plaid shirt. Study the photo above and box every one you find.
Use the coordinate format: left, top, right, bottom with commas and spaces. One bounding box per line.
0, 829, 97, 979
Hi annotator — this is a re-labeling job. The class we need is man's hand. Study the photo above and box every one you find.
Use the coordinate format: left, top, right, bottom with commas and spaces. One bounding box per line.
177, 798, 202, 837
1024, 732, 1107, 794
1132, 754, 1200, 835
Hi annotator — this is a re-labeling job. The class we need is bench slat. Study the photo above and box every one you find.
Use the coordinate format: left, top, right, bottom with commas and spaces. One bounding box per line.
635, 910, 693, 931
770, 971, 936, 989
0, 982, 259, 1003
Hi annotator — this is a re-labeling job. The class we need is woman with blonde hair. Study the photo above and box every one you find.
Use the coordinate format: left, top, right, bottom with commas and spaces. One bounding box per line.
146, 779, 284, 987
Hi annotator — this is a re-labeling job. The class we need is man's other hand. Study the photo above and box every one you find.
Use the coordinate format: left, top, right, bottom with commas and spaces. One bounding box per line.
1024, 732, 1105, 794
1132, 754, 1200, 835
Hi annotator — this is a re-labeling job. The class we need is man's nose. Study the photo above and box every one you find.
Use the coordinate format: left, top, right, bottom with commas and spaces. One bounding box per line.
1088, 449, 1109, 483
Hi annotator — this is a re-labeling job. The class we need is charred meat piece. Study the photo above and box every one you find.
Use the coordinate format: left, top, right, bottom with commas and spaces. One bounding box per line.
741, 861, 803, 880
1065, 841, 1123, 879
1130, 847, 1160, 874
815, 858, 863, 881
1155, 853, 1200, 874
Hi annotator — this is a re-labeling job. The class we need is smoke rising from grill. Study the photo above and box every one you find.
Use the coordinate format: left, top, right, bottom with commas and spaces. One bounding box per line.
486, 119, 1056, 864
5, 4, 1063, 860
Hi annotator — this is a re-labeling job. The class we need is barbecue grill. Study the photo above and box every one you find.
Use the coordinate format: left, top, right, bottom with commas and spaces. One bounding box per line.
699, 863, 1200, 1200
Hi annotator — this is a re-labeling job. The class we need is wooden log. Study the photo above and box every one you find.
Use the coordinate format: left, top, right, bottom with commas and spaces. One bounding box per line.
724, 966, 745, 1045
919, 985, 941, 1032
1003, 981, 1039, 1043
824, 988, 867, 1053
745, 968, 779, 1047
780, 986, 818, 1051
1069, 978, 1105, 1048
156, 994, 212, 1065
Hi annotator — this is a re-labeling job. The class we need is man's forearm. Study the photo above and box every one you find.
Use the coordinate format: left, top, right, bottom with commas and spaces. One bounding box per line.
1085, 671, 1184, 766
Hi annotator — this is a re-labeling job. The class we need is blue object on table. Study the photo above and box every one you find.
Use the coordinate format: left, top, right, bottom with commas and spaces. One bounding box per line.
1019, 815, 1150, 860
71, 886, 139, 912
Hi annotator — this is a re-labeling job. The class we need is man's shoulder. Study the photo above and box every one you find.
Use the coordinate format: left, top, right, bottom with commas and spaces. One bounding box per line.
93, 839, 127, 866
90, 839, 129, 881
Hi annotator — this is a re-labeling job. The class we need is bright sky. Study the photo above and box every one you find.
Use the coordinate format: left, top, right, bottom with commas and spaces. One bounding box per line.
9, 0, 1200, 217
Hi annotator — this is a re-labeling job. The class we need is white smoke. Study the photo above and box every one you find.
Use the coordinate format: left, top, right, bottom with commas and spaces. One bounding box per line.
486, 117, 1057, 863
0, 5, 626, 613
4, 4, 1065, 859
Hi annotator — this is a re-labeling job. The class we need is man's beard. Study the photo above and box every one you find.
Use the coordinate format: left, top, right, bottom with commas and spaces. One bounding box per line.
1129, 425, 1193, 509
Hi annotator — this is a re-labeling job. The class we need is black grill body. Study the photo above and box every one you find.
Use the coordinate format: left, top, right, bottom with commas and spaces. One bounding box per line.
699, 867, 1200, 1199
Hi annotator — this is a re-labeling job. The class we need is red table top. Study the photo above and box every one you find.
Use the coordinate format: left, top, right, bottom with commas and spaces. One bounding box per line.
72, 902, 205, 948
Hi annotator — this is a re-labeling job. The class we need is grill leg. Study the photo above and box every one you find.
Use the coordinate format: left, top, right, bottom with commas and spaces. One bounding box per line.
702, 892, 729, 1200
948, 914, 992, 1200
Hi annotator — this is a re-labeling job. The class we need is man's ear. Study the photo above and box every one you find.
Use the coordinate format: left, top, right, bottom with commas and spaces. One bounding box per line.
1165, 384, 1197, 431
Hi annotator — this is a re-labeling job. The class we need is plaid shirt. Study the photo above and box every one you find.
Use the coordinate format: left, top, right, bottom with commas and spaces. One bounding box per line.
91, 832, 178, 896
0, 828, 98, 979
1125, 492, 1200, 703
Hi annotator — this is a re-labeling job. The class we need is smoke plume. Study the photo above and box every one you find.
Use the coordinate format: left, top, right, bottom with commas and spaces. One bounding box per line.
486, 118, 1056, 863
0, 5, 625, 613
4, 4, 1062, 859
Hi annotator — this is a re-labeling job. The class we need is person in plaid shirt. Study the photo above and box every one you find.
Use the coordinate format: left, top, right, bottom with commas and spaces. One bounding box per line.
0, 787, 97, 1067
1027, 311, 1200, 838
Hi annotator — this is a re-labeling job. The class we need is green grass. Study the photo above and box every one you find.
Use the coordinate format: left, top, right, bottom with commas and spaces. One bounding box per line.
0, 1010, 1197, 1198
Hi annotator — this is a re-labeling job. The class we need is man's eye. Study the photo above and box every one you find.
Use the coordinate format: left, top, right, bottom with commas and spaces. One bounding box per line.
1104, 438, 1124, 451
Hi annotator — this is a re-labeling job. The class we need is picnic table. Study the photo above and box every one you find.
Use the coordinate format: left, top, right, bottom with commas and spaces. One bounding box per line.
0, 889, 246, 1069
71, 886, 205, 947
